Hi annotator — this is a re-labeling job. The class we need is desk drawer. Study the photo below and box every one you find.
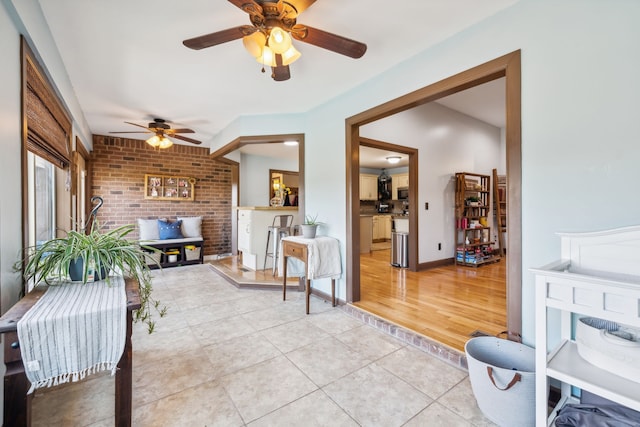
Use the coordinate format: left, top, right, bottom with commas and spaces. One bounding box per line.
283, 242, 307, 259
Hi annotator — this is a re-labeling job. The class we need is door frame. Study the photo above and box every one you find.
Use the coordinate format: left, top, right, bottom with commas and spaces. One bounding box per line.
210, 133, 305, 257
345, 50, 522, 333
359, 137, 419, 271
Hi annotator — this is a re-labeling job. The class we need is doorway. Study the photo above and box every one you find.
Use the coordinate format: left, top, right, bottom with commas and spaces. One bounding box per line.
358, 138, 419, 271
210, 133, 306, 258
346, 51, 522, 333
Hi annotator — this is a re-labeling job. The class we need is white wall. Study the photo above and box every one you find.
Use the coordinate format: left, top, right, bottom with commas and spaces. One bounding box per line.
362, 102, 502, 262
0, 0, 24, 315
239, 153, 298, 207
0, 0, 23, 411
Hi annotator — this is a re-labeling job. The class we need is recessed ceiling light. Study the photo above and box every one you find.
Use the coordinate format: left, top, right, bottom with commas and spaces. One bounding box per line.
283, 140, 298, 146
386, 156, 401, 164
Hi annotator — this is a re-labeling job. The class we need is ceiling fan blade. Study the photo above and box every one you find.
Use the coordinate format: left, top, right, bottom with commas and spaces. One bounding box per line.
109, 131, 151, 134
183, 25, 255, 50
271, 54, 291, 81
166, 128, 195, 134
227, 0, 263, 16
124, 121, 152, 131
172, 134, 202, 145
288, 0, 316, 14
291, 24, 367, 58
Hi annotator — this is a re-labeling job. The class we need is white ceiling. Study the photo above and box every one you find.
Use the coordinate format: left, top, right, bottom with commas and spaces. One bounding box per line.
38, 0, 517, 153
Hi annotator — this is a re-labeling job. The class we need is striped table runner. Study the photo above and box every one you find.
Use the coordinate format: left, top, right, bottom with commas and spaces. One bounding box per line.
17, 276, 127, 394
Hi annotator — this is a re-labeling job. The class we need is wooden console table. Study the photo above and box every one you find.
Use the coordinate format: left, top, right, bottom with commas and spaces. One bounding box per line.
0, 278, 141, 427
281, 236, 341, 314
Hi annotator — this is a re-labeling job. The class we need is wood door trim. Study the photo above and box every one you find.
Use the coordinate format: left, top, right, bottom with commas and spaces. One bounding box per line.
359, 137, 419, 272
345, 50, 522, 334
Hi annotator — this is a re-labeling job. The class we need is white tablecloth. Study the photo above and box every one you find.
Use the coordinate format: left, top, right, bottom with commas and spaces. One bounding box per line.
278, 236, 342, 280
17, 276, 127, 393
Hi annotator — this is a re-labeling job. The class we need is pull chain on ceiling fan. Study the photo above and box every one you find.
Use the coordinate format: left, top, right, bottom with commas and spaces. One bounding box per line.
109, 119, 202, 149
183, 0, 367, 81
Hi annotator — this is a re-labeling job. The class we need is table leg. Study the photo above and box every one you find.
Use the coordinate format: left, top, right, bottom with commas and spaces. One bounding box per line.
3, 331, 32, 427
331, 279, 336, 307
115, 310, 134, 427
306, 278, 311, 315
282, 256, 288, 301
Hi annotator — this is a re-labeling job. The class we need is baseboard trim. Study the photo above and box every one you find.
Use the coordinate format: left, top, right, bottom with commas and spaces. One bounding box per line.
417, 257, 454, 271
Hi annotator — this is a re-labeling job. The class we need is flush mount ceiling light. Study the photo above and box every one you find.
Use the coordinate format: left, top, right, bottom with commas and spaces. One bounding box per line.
183, 0, 367, 82
283, 140, 298, 146
386, 156, 401, 164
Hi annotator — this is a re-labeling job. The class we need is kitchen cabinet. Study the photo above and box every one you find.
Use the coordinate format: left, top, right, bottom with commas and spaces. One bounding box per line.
372, 215, 392, 241
237, 207, 299, 271
391, 173, 409, 200
531, 226, 640, 426
360, 174, 378, 201
454, 172, 499, 267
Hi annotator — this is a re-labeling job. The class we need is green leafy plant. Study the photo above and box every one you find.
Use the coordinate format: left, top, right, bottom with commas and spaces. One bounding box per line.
17, 221, 166, 333
303, 213, 322, 225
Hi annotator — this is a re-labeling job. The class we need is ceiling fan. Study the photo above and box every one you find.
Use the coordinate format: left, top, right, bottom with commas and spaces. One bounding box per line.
182, 0, 367, 81
110, 119, 202, 149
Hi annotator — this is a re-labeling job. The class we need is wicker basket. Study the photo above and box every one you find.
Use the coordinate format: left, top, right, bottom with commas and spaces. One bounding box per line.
465, 336, 535, 427
144, 251, 162, 266
185, 246, 201, 261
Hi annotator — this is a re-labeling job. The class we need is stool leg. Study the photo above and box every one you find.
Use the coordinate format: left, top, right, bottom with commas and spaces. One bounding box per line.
264, 229, 272, 271
272, 231, 280, 276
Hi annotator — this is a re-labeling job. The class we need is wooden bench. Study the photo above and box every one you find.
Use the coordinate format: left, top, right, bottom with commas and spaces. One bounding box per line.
140, 237, 204, 269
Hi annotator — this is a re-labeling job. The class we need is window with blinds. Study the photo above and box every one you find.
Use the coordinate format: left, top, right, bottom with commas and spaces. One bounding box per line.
22, 36, 72, 169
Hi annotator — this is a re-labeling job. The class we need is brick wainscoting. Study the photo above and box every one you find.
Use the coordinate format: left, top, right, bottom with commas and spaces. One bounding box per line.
91, 135, 233, 256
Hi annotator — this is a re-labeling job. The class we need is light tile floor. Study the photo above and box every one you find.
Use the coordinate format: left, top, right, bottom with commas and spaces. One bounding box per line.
31, 264, 496, 426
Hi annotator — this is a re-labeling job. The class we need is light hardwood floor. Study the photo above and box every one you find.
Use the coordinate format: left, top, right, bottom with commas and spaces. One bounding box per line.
209, 249, 507, 352
357, 248, 506, 351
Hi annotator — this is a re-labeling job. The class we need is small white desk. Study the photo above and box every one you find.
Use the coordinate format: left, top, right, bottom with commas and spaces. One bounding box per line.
280, 236, 341, 314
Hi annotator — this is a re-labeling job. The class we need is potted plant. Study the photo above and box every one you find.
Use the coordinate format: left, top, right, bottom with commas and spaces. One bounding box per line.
301, 214, 322, 238
17, 220, 166, 333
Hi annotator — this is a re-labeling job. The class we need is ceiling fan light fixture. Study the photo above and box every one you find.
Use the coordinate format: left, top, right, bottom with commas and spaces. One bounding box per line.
280, 45, 301, 65
146, 134, 173, 149
146, 135, 161, 147
386, 156, 401, 164
242, 31, 266, 58
256, 45, 277, 67
158, 137, 173, 149
268, 27, 291, 54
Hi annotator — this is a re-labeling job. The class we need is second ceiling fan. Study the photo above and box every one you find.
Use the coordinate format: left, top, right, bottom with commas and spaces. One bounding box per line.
110, 119, 202, 149
183, 0, 367, 81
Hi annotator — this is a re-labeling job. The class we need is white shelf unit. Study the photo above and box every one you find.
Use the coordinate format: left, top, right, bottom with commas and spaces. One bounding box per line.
532, 225, 640, 426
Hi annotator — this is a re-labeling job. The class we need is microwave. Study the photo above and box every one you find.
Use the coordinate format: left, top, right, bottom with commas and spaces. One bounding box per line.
397, 187, 409, 200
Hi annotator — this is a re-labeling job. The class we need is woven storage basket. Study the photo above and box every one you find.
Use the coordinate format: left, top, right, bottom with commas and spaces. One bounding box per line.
465, 336, 535, 427
144, 251, 162, 266
185, 246, 201, 261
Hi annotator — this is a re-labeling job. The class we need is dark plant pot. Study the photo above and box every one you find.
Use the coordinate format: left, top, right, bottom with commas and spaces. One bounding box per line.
69, 258, 109, 282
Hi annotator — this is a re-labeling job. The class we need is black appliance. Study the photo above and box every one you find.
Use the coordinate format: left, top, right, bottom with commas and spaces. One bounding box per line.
377, 203, 390, 213
397, 187, 409, 200
378, 170, 392, 200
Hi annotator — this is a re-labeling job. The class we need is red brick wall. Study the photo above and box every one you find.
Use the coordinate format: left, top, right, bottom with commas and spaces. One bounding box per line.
91, 135, 232, 257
